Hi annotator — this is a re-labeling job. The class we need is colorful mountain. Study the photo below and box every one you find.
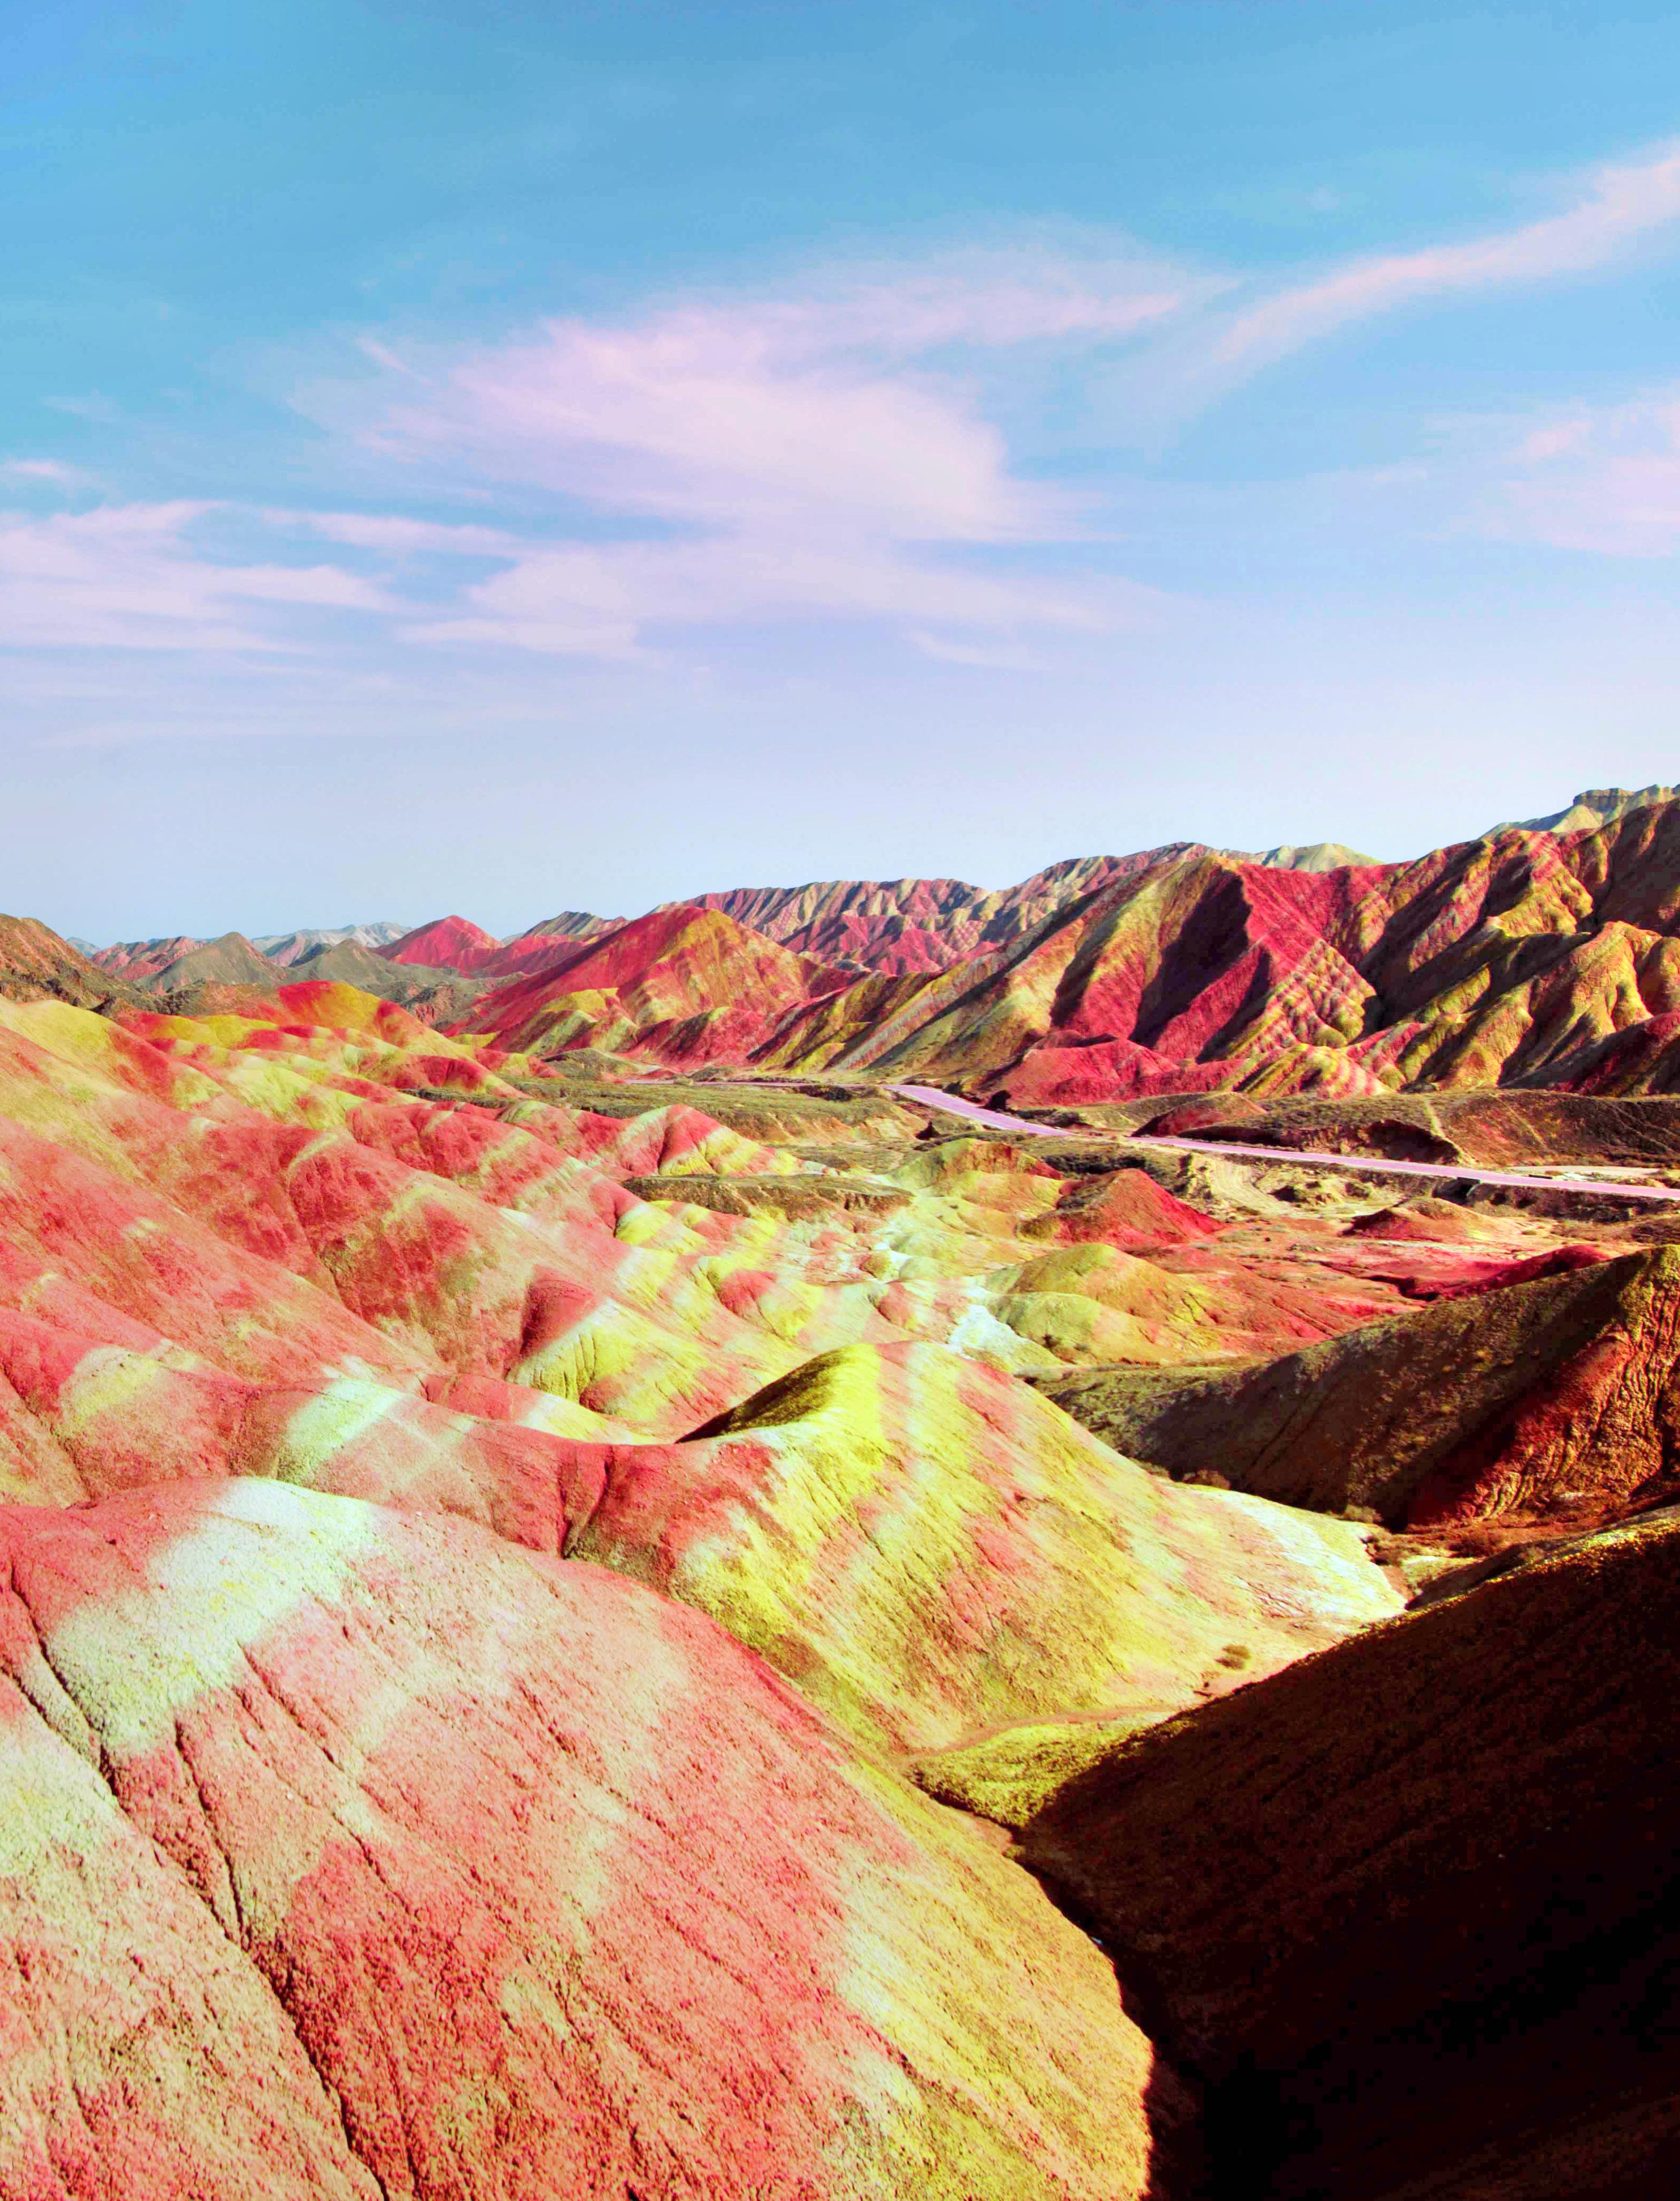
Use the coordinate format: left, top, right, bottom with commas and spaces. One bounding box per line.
738, 798, 1680, 1101
97, 929, 286, 1015
465, 902, 846, 1063
380, 911, 506, 972
88, 785, 1680, 1102
22, 788, 1680, 2192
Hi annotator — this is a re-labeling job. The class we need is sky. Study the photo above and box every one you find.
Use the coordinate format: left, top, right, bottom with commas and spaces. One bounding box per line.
6, 0, 1680, 941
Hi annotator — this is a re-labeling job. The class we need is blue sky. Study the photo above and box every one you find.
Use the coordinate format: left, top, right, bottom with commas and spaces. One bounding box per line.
6, 0, 1680, 940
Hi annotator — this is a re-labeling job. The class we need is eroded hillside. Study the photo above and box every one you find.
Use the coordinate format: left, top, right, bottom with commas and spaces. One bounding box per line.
3, 956, 1680, 2193
12, 789, 1680, 2196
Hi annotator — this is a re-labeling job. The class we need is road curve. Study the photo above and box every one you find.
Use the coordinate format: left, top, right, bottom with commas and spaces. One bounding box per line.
884, 1082, 1680, 1207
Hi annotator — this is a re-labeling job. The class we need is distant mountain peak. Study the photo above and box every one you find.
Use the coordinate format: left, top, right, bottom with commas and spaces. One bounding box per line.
1502, 784, 1677, 835
1240, 842, 1380, 873
380, 915, 505, 974
253, 922, 409, 965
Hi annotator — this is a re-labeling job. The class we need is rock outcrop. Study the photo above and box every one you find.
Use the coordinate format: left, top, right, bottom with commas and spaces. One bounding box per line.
1032, 1248, 1680, 1529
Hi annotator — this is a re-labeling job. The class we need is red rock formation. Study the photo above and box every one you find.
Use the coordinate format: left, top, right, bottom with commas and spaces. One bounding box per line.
380, 912, 505, 972
463, 903, 847, 1062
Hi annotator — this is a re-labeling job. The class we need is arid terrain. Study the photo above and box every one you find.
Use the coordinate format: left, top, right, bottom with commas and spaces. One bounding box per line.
6, 788, 1680, 2197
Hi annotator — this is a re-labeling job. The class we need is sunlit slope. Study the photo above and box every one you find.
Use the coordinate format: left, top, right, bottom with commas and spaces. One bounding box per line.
0, 1479, 1184, 2200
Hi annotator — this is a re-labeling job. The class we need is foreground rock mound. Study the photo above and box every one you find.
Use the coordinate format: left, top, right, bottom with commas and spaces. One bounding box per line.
1016, 1513, 1680, 2200
1, 1479, 1188, 2200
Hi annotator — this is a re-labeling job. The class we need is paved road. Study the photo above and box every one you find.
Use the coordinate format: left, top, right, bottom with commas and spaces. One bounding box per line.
885, 1082, 1680, 1207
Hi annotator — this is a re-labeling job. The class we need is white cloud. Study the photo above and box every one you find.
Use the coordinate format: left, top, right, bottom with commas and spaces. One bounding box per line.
1218, 140, 1680, 375
0, 502, 394, 652
373, 308, 1066, 541
339, 248, 1201, 656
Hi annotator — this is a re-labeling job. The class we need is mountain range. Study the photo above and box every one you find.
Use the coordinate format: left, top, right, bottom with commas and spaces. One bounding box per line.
47, 783, 1680, 1103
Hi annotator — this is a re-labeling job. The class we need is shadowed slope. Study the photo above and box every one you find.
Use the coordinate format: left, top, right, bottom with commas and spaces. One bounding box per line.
1016, 1512, 1680, 2200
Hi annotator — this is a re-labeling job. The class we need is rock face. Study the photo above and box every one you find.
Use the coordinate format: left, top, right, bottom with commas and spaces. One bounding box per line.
1015, 1512, 1680, 2200
1033, 1248, 1680, 1527
1, 1478, 1187, 2200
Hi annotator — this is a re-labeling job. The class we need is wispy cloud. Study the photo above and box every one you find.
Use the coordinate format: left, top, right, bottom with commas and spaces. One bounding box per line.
2, 457, 98, 488
1102, 139, 1680, 434
403, 534, 1155, 658
265, 508, 521, 556
338, 249, 1196, 655
1480, 389, 1680, 556
1217, 140, 1680, 376
0, 502, 394, 651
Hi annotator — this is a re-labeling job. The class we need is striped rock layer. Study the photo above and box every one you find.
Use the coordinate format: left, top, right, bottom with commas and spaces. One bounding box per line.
1, 1479, 1188, 2200
1, 957, 1667, 2193
0, 984, 1438, 2196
